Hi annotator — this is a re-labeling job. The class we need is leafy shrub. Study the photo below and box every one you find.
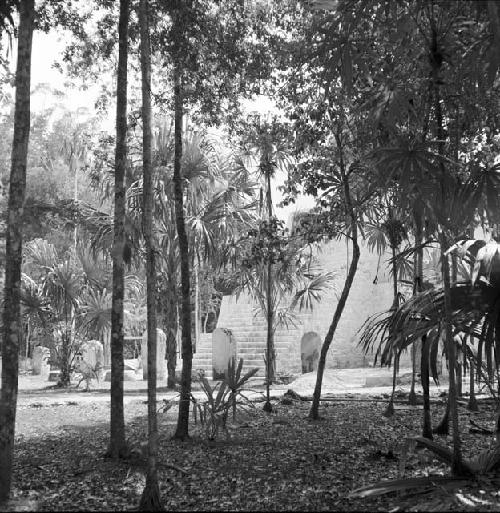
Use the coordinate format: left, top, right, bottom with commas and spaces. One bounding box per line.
194, 359, 259, 440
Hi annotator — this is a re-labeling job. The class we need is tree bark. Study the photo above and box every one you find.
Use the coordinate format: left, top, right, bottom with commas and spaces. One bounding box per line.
468, 357, 478, 411
421, 334, 433, 439
165, 273, 178, 389
309, 130, 360, 420
383, 353, 398, 417
107, 0, 129, 460
263, 257, 274, 412
57, 328, 72, 388
173, 59, 194, 441
0, 0, 35, 504
391, 243, 398, 308
138, 0, 163, 509
263, 164, 275, 412
409, 213, 423, 406
432, 41, 465, 473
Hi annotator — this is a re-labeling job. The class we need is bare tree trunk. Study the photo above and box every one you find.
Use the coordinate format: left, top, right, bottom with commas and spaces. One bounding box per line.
264, 160, 275, 412
173, 59, 194, 441
391, 244, 398, 308
309, 130, 360, 420
165, 274, 178, 389
383, 353, 399, 417
0, 0, 35, 504
439, 217, 464, 472
138, 0, 163, 509
409, 341, 418, 405
58, 328, 72, 387
468, 357, 478, 412
431, 24, 465, 474
263, 258, 274, 413
409, 213, 423, 406
107, 0, 129, 460
421, 334, 433, 439
457, 362, 463, 397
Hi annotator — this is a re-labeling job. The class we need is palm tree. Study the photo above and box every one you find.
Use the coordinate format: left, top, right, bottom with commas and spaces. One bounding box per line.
237, 117, 292, 398
232, 214, 334, 412
22, 240, 114, 387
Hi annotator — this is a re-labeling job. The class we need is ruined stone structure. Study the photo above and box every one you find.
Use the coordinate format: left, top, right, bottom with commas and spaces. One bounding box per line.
192, 239, 413, 379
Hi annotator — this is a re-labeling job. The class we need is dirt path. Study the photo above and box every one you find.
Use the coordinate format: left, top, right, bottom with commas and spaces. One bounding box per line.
15, 366, 453, 407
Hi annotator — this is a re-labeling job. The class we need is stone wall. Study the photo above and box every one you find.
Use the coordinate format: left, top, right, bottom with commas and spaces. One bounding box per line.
192, 238, 412, 378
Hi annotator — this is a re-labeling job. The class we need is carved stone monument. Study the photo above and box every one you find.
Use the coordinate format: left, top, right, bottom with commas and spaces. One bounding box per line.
212, 328, 236, 380
32, 346, 50, 378
300, 332, 321, 373
141, 328, 167, 380
77, 340, 105, 380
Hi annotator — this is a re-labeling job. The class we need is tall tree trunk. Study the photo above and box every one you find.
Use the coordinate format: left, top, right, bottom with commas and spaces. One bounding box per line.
383, 352, 399, 417
263, 257, 274, 413
434, 392, 450, 435
173, 60, 194, 441
0, 0, 35, 504
138, 1, 163, 509
391, 243, 398, 308
165, 273, 178, 389
264, 161, 276, 407
107, 0, 129, 460
468, 356, 478, 411
457, 361, 463, 397
421, 334, 433, 439
409, 212, 423, 406
432, 38, 465, 473
309, 130, 360, 420
58, 328, 71, 387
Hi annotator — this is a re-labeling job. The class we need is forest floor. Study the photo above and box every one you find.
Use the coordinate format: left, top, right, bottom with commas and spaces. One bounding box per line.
6, 370, 500, 511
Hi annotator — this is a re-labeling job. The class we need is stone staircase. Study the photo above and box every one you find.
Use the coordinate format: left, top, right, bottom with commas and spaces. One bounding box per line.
191, 294, 306, 379
191, 239, 415, 378
192, 333, 213, 379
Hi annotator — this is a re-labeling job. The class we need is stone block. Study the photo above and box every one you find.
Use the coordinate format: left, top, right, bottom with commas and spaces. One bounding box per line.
104, 369, 138, 382
141, 329, 167, 380
212, 327, 237, 380
32, 346, 50, 377
76, 340, 105, 380
48, 370, 60, 382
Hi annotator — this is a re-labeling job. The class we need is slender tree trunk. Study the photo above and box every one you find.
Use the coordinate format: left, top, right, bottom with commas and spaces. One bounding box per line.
409, 341, 418, 405
138, 1, 163, 509
468, 357, 478, 411
385, 238, 400, 416
0, 0, 35, 504
58, 329, 71, 388
391, 244, 398, 309
165, 274, 178, 389
409, 213, 423, 406
173, 60, 194, 441
457, 362, 463, 397
421, 334, 433, 439
107, 0, 129, 460
440, 239, 462, 471
429, 24, 465, 473
264, 163, 276, 404
384, 353, 399, 417
194, 263, 200, 352
309, 130, 360, 420
263, 259, 274, 412
434, 394, 450, 435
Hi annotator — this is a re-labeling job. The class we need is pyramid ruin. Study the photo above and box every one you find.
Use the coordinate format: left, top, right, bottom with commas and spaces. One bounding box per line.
192, 238, 413, 379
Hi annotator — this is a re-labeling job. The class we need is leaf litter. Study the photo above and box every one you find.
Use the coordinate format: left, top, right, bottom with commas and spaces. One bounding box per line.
10, 394, 500, 511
